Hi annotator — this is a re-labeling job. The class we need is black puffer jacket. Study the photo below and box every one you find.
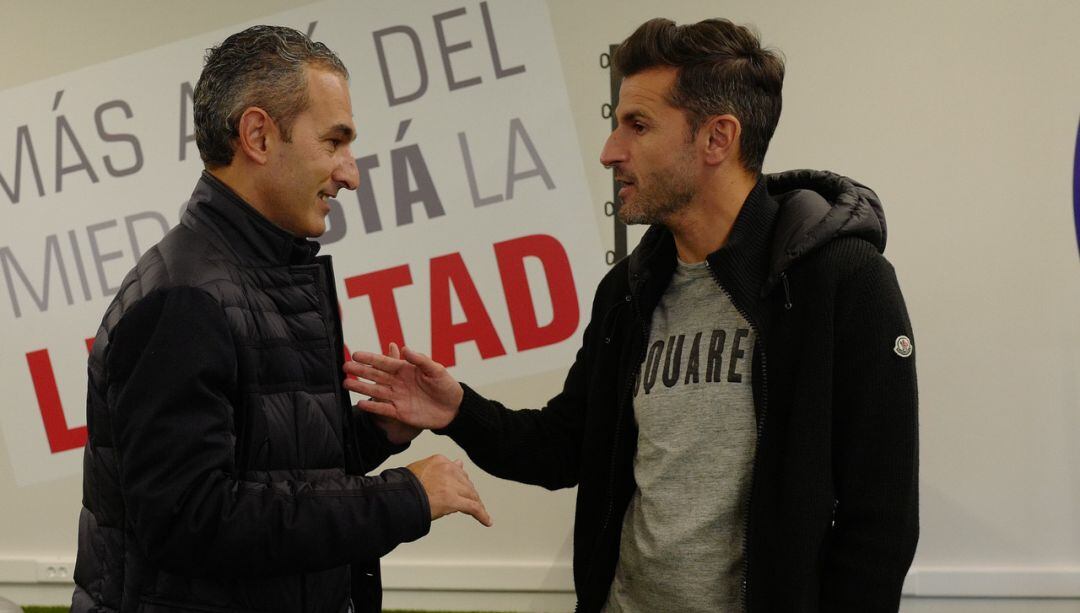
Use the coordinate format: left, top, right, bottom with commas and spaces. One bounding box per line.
72, 173, 430, 613
440, 170, 919, 612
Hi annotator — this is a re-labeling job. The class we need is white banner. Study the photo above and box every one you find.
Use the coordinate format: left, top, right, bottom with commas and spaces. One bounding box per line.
0, 0, 605, 486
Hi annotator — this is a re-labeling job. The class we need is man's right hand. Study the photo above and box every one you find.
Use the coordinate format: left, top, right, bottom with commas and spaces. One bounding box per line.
343, 343, 464, 430
408, 454, 492, 527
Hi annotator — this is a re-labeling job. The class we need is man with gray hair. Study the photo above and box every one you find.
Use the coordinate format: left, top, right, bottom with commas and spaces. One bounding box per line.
72, 25, 490, 613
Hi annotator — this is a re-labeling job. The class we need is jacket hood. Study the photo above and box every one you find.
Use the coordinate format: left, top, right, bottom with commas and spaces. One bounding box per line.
626, 169, 886, 298
766, 169, 886, 274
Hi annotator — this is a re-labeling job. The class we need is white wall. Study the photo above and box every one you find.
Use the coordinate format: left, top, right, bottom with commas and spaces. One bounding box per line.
1, 0, 1078, 611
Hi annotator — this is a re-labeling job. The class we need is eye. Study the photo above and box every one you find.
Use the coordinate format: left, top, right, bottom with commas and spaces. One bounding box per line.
632, 122, 646, 135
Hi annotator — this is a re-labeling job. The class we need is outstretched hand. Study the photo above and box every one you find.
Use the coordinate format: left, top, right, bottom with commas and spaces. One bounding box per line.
365, 343, 422, 445
343, 343, 464, 431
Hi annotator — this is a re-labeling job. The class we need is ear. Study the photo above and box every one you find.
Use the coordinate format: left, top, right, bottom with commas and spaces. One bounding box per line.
701, 114, 742, 167
234, 107, 277, 165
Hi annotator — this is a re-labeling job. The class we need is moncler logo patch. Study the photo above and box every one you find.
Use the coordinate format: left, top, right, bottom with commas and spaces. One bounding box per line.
894, 335, 913, 358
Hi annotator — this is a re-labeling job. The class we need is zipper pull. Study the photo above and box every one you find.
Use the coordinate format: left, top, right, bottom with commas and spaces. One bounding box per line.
781, 272, 793, 310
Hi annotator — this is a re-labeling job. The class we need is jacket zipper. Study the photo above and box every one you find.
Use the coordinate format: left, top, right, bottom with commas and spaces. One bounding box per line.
312, 256, 351, 613
319, 256, 360, 467
322, 256, 360, 612
741, 348, 768, 611
705, 260, 770, 613
781, 271, 793, 310
576, 293, 646, 613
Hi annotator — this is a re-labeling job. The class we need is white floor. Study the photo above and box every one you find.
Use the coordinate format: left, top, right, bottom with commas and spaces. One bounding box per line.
389, 592, 1080, 613
387, 593, 1080, 612
900, 599, 1080, 613
5, 584, 1080, 612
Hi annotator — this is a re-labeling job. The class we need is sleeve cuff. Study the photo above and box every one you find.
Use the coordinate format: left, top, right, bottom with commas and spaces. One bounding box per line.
382, 466, 431, 541
433, 383, 494, 440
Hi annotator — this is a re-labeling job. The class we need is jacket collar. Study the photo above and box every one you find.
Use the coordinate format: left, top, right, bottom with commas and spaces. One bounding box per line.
627, 176, 777, 322
182, 171, 321, 266
705, 177, 777, 312
624, 169, 887, 322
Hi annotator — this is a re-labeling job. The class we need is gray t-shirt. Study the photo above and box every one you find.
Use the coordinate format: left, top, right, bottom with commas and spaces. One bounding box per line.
603, 258, 757, 613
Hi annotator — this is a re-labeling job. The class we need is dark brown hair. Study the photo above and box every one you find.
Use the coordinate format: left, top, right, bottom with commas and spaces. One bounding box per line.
612, 18, 785, 173
194, 25, 349, 168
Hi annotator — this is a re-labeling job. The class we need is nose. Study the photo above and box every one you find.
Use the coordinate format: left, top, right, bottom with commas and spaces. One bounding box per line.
599, 130, 626, 169
334, 149, 360, 191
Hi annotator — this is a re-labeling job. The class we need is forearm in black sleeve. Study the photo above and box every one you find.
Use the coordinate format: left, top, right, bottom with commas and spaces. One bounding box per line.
435, 317, 596, 491
107, 287, 430, 578
822, 256, 919, 612
349, 408, 412, 473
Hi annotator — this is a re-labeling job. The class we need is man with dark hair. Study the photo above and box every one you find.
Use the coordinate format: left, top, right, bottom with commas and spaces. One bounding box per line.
346, 16, 917, 613
72, 25, 490, 613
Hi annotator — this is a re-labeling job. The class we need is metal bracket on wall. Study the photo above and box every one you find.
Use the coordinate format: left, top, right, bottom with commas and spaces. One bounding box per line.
601, 44, 626, 266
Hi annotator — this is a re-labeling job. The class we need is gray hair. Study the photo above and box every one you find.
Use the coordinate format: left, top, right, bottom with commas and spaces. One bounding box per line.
194, 25, 349, 168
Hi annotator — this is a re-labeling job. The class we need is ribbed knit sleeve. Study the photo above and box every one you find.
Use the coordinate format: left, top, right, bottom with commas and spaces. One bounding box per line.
823, 253, 919, 611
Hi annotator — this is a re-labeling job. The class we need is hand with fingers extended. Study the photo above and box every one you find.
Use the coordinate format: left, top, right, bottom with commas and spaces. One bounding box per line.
363, 343, 422, 445
343, 342, 464, 431
408, 454, 492, 527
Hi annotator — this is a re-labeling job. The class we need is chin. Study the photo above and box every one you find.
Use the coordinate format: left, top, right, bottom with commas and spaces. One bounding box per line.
288, 213, 323, 238
307, 220, 328, 239
617, 206, 643, 226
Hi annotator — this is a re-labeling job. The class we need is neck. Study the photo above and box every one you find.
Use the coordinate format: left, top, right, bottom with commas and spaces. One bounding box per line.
668, 170, 757, 263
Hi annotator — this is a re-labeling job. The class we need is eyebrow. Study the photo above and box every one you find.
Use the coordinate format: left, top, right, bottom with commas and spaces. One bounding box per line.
324, 123, 356, 143
618, 109, 652, 124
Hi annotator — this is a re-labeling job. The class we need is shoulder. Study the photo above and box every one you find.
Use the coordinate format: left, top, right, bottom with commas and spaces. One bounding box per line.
589, 257, 631, 313
100, 285, 232, 380
111, 223, 234, 314
803, 238, 910, 329
794, 236, 894, 288
92, 225, 234, 362
598, 256, 631, 292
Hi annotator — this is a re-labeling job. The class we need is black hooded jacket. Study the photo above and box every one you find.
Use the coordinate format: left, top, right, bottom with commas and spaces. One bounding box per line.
72, 173, 431, 613
439, 170, 919, 612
